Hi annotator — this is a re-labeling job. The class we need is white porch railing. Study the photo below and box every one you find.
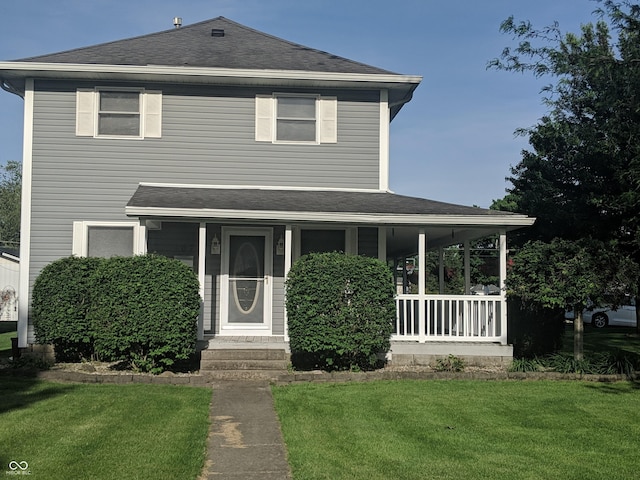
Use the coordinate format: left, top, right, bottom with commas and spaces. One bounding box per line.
393, 294, 507, 344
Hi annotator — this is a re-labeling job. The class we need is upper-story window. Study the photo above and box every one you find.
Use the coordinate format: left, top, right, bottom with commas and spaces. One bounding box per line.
98, 91, 141, 136
276, 96, 317, 142
255, 94, 337, 144
76, 88, 162, 139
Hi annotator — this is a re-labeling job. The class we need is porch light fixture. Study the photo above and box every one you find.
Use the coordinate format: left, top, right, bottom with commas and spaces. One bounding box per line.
211, 234, 221, 255
276, 234, 284, 255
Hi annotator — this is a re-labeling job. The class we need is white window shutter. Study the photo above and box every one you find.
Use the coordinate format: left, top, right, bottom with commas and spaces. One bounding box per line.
76, 89, 95, 137
72, 221, 85, 256
255, 95, 274, 141
143, 91, 162, 138
319, 96, 337, 143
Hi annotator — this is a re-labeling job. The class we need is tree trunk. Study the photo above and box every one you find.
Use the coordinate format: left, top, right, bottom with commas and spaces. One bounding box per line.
635, 301, 640, 336
574, 308, 584, 361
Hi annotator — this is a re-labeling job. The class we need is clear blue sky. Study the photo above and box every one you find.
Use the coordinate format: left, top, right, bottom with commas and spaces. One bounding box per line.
0, 0, 603, 207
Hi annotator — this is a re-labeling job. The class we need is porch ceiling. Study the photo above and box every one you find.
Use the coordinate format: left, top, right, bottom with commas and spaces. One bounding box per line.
126, 184, 534, 236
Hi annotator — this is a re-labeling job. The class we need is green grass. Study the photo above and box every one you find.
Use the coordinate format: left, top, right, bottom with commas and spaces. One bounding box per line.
0, 378, 211, 479
562, 324, 640, 356
0, 321, 17, 358
273, 380, 640, 480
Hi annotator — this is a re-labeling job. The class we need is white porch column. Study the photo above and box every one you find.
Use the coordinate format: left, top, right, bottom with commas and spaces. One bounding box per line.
283, 224, 293, 341
197, 222, 206, 341
464, 240, 471, 295
499, 230, 508, 345
138, 219, 148, 254
438, 247, 445, 294
418, 229, 426, 343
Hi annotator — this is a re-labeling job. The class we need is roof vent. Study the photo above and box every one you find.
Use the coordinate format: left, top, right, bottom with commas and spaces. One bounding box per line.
211, 28, 225, 37
173, 17, 182, 28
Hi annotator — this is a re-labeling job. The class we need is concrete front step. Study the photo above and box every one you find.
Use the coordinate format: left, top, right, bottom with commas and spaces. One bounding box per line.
199, 348, 291, 373
200, 359, 290, 371
202, 348, 289, 361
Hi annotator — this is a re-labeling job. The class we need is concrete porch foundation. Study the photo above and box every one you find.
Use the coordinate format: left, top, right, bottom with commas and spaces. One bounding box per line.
204, 337, 513, 369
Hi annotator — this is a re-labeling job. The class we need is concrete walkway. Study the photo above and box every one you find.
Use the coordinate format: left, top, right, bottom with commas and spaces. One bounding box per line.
202, 381, 292, 479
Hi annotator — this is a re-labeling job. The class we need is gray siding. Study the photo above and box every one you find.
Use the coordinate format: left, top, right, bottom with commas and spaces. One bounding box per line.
26, 80, 381, 341
28, 81, 381, 286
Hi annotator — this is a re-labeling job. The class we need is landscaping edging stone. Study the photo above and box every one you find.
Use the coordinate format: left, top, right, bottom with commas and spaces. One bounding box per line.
1, 366, 636, 385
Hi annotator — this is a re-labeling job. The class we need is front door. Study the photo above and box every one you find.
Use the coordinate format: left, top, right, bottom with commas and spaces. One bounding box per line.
220, 228, 272, 334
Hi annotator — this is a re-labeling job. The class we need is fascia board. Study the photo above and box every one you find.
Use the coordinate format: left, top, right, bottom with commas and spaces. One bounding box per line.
125, 206, 535, 227
0, 62, 422, 89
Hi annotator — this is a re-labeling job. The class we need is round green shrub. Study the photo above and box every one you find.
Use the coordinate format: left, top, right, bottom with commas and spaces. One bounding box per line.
32, 256, 104, 361
88, 255, 201, 373
285, 252, 395, 371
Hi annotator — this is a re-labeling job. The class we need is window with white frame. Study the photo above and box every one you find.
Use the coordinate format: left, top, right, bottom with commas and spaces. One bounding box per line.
76, 88, 162, 138
98, 91, 141, 136
255, 94, 337, 144
72, 221, 141, 258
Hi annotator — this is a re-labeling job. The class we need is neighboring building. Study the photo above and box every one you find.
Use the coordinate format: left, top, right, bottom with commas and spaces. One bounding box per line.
0, 17, 533, 362
0, 247, 19, 322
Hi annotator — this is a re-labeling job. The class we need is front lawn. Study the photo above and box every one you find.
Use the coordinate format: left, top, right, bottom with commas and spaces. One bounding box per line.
273, 380, 640, 480
563, 324, 640, 356
0, 321, 16, 358
0, 378, 211, 479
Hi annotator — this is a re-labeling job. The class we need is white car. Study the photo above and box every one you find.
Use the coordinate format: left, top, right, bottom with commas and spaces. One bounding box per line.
583, 298, 637, 328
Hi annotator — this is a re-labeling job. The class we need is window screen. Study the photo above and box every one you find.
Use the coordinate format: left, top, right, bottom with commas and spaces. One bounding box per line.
87, 226, 134, 257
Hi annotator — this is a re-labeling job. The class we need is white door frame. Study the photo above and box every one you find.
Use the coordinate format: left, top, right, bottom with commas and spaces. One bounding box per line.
219, 227, 273, 335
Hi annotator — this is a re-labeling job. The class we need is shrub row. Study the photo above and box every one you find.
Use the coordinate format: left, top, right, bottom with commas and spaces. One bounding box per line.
285, 252, 395, 371
32, 255, 201, 373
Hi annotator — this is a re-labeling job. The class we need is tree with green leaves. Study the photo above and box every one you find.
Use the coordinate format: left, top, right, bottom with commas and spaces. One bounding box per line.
490, 1, 640, 338
508, 238, 638, 360
0, 160, 21, 249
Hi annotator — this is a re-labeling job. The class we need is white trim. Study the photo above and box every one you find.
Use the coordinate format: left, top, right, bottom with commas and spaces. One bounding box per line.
464, 240, 471, 295
283, 225, 292, 342
72, 221, 142, 257
197, 222, 206, 341
273, 93, 320, 145
418, 230, 426, 343
143, 90, 162, 138
255, 95, 274, 141
125, 206, 535, 227
17, 79, 34, 348
499, 231, 508, 345
74, 88, 162, 139
0, 61, 423, 87
379, 89, 389, 190
256, 93, 337, 145
319, 96, 337, 144
219, 227, 273, 335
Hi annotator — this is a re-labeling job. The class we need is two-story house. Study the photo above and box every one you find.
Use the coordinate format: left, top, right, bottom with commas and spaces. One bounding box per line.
0, 17, 533, 366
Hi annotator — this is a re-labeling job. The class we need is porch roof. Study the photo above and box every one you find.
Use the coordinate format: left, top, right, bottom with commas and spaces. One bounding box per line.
126, 183, 534, 231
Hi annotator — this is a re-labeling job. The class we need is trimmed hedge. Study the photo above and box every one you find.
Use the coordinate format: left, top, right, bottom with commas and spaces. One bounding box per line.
32, 255, 201, 373
32, 256, 104, 361
285, 252, 395, 371
88, 255, 201, 373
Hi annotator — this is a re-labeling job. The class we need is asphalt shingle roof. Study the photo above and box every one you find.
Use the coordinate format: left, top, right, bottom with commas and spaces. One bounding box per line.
16, 17, 396, 75
127, 185, 512, 217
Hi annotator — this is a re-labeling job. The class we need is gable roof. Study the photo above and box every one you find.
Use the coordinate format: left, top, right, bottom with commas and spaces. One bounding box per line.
16, 17, 394, 75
